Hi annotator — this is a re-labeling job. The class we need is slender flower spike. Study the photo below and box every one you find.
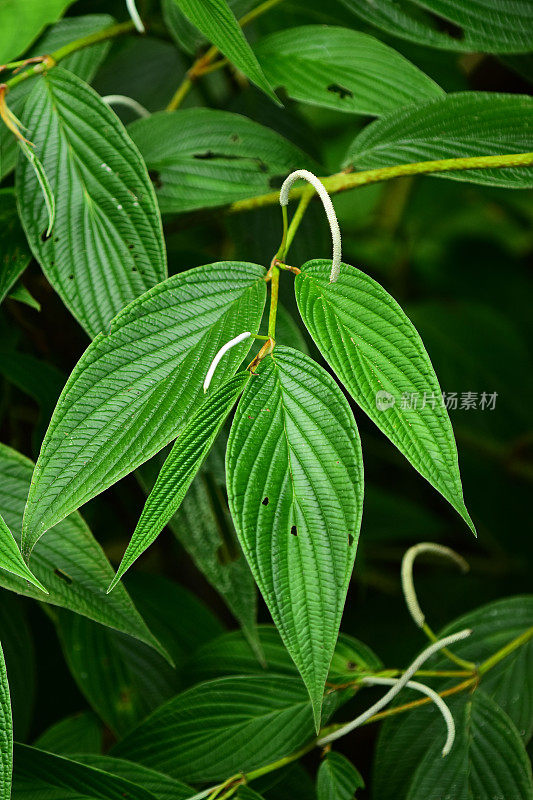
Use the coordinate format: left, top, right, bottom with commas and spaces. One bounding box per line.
102, 95, 150, 118
203, 332, 252, 393
279, 169, 342, 283
402, 543, 470, 629
126, 0, 145, 33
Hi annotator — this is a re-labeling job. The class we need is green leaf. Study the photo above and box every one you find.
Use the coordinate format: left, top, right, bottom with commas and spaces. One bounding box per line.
0, 443, 164, 653
373, 692, 533, 800
227, 346, 364, 729
34, 712, 102, 756
74, 755, 193, 800
128, 109, 316, 214
295, 260, 474, 531
346, 93, 533, 189
336, 0, 533, 54
0, 513, 46, 593
6, 282, 40, 311
169, 0, 277, 102
109, 372, 250, 591
12, 743, 160, 800
0, 15, 115, 180
21, 261, 266, 555
0, 642, 12, 800
113, 674, 340, 782
0, 191, 31, 305
0, 0, 76, 63
254, 26, 443, 115
16, 67, 167, 338
317, 752, 364, 800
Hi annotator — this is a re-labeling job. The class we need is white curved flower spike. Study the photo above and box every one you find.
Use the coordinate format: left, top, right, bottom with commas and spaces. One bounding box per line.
126, 0, 145, 33
102, 95, 150, 118
402, 543, 469, 629
279, 169, 341, 283
203, 332, 252, 393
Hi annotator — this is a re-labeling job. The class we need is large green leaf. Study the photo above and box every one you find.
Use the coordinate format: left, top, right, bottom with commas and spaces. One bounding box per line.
227, 346, 364, 728
113, 674, 340, 782
128, 109, 316, 214
169, 0, 277, 102
163, 0, 255, 56
337, 0, 533, 54
346, 93, 533, 189
0, 514, 46, 593
34, 712, 102, 756
75, 756, 192, 800
317, 752, 364, 800
0, 15, 114, 181
0, 191, 31, 305
295, 260, 473, 531
110, 372, 250, 591
0, 0, 76, 63
0, 642, 12, 800
21, 261, 266, 555
373, 691, 533, 800
16, 67, 167, 338
254, 26, 443, 115
0, 444, 163, 653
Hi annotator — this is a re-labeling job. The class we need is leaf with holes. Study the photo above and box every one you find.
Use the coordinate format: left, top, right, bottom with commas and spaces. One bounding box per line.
254, 26, 443, 116
21, 262, 266, 556
295, 260, 474, 532
109, 372, 250, 592
346, 93, 533, 189
128, 109, 316, 214
227, 346, 364, 729
0, 642, 12, 800
317, 752, 364, 800
16, 67, 166, 337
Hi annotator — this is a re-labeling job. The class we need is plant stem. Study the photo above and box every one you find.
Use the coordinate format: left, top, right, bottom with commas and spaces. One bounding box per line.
478, 625, 533, 676
166, 0, 285, 111
227, 152, 533, 214
268, 265, 280, 339
284, 187, 314, 257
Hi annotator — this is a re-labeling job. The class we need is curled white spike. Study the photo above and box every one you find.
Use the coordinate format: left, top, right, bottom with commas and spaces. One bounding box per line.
361, 676, 456, 757
317, 628, 471, 745
203, 332, 252, 393
126, 0, 145, 33
402, 543, 470, 629
279, 169, 341, 283
102, 95, 150, 118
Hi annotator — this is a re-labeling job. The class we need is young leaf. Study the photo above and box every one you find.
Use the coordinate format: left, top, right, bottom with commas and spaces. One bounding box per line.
22, 262, 266, 555
317, 752, 364, 800
0, 642, 12, 800
0, 443, 164, 653
346, 93, 533, 189
113, 674, 340, 782
109, 372, 250, 592
295, 260, 474, 532
0, 190, 31, 305
128, 109, 316, 214
0, 513, 47, 594
75, 755, 193, 800
16, 67, 167, 338
226, 346, 364, 729
34, 712, 102, 756
255, 26, 443, 116
169, 0, 277, 102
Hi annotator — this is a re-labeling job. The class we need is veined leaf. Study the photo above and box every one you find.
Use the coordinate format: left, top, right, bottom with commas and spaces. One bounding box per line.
75, 755, 193, 800
0, 642, 12, 800
0, 0, 76, 63
128, 109, 316, 214
346, 93, 533, 189
337, 0, 533, 54
34, 712, 102, 756
0, 15, 114, 181
0, 514, 46, 593
227, 346, 364, 729
169, 0, 277, 102
0, 444, 164, 653
113, 674, 341, 782
0, 190, 31, 305
21, 261, 266, 555
255, 26, 443, 116
317, 752, 364, 800
109, 372, 250, 591
295, 260, 473, 531
163, 0, 255, 55
16, 67, 167, 338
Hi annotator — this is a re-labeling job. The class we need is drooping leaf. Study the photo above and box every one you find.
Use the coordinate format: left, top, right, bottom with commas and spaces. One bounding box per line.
295, 260, 474, 531
75, 755, 193, 800
317, 752, 364, 800
113, 674, 341, 782
0, 0, 77, 63
0, 15, 114, 180
337, 0, 533, 54
128, 109, 316, 214
21, 262, 266, 555
163, 0, 256, 55
109, 372, 250, 591
254, 26, 443, 115
0, 641, 12, 800
16, 67, 167, 337
0, 443, 164, 653
0, 513, 46, 593
346, 93, 533, 189
34, 712, 102, 756
227, 346, 364, 729
169, 0, 277, 102
0, 190, 31, 305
